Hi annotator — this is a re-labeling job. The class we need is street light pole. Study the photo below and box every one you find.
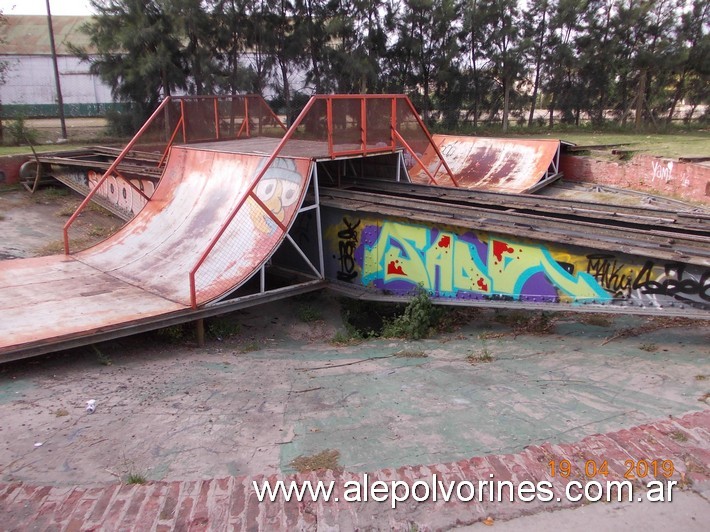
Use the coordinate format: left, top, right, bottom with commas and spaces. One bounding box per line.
45, 0, 67, 140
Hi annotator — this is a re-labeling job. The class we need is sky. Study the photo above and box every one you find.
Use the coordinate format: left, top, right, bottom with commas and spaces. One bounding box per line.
0, 0, 94, 16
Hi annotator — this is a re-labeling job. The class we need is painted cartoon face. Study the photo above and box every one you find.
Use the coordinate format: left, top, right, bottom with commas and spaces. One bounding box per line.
251, 158, 302, 234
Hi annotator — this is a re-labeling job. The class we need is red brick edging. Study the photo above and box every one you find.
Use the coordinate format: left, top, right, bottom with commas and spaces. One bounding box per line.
2, 410, 708, 531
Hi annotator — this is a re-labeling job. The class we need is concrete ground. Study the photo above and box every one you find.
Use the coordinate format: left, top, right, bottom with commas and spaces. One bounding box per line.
0, 184, 709, 529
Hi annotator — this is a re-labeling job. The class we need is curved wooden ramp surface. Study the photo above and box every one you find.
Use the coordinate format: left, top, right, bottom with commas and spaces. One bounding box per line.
0, 146, 312, 357
410, 134, 561, 193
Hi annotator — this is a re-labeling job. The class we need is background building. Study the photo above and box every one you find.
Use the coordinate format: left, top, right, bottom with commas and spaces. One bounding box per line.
0, 15, 118, 118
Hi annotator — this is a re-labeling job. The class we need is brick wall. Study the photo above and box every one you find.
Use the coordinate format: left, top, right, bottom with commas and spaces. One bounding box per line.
0, 154, 31, 186
560, 154, 710, 205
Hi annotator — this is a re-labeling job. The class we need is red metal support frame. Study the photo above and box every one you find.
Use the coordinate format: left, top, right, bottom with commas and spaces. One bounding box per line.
159, 115, 184, 167
391, 98, 398, 151
360, 97, 367, 155
114, 169, 151, 203
180, 99, 187, 143
393, 129, 440, 186
214, 99, 220, 140
327, 98, 334, 158
402, 98, 459, 187
245, 98, 251, 138
188, 97, 320, 307
63, 97, 173, 254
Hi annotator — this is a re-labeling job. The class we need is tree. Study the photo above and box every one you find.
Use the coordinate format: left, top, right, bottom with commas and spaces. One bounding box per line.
666, 0, 709, 124
479, 0, 526, 131
0, 9, 9, 142
541, 0, 582, 126
82, 0, 187, 122
522, 0, 555, 126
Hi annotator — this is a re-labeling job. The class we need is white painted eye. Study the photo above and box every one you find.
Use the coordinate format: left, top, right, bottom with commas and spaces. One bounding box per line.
281, 181, 300, 207
256, 178, 277, 201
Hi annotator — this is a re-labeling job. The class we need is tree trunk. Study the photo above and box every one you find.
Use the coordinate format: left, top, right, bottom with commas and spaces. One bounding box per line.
666, 68, 686, 125
635, 68, 647, 130
502, 78, 510, 132
528, 7, 546, 127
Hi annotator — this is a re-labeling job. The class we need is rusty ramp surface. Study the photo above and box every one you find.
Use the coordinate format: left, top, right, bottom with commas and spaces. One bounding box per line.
0, 147, 312, 356
410, 134, 561, 193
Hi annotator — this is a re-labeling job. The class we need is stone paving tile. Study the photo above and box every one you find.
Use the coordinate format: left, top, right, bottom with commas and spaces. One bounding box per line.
1, 410, 708, 531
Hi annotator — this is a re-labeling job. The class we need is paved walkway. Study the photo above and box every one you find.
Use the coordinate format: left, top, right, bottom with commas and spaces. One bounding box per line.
2, 410, 708, 530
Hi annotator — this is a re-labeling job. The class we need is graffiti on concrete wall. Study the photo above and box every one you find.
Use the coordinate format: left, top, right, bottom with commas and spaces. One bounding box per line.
325, 212, 710, 309
87, 171, 155, 216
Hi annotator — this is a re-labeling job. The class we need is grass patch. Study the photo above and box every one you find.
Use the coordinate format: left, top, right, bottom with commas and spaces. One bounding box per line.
694, 375, 707, 381
579, 314, 614, 327
57, 204, 78, 217
155, 324, 188, 343
92, 345, 113, 366
466, 348, 494, 364
495, 310, 556, 336
39, 186, 70, 200
54, 408, 69, 417
393, 349, 428, 359
639, 343, 659, 352
86, 202, 114, 216
207, 317, 241, 341
125, 472, 148, 485
87, 224, 115, 238
330, 329, 363, 345
290, 449, 341, 473
380, 291, 443, 340
238, 340, 260, 353
669, 430, 688, 442
296, 303, 322, 323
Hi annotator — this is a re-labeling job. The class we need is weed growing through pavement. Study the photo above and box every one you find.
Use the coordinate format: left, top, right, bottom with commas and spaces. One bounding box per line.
495, 310, 556, 336
125, 472, 147, 485
156, 324, 186, 343
466, 348, 494, 364
639, 343, 659, 352
580, 314, 614, 327
290, 449, 341, 473
238, 341, 260, 353
393, 349, 428, 358
670, 430, 688, 442
380, 290, 443, 340
207, 317, 241, 341
92, 345, 112, 366
296, 303, 322, 323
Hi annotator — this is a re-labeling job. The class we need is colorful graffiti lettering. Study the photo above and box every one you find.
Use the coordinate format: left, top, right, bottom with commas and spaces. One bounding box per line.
336, 217, 360, 282
88, 170, 155, 215
586, 254, 710, 309
359, 221, 610, 302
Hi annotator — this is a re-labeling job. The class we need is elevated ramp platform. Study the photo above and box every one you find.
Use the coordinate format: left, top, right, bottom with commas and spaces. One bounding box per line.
0, 146, 313, 358
410, 135, 562, 193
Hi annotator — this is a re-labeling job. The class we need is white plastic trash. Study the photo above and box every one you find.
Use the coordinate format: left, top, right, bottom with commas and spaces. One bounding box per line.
86, 399, 96, 413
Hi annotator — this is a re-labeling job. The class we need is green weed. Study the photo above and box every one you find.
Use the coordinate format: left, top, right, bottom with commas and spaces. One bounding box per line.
296, 304, 322, 323
466, 348, 494, 364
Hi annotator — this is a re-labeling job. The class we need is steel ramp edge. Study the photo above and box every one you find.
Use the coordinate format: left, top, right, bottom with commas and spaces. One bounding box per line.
416, 134, 562, 193
74, 147, 315, 307
327, 282, 710, 320
0, 279, 326, 363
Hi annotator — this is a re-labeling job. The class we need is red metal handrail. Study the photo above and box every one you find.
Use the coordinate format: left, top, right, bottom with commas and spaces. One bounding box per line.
188, 96, 320, 307
63, 96, 174, 254
187, 94, 458, 307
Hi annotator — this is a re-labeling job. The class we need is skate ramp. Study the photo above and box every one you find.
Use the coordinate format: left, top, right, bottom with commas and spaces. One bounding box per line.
409, 135, 561, 193
0, 146, 312, 356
